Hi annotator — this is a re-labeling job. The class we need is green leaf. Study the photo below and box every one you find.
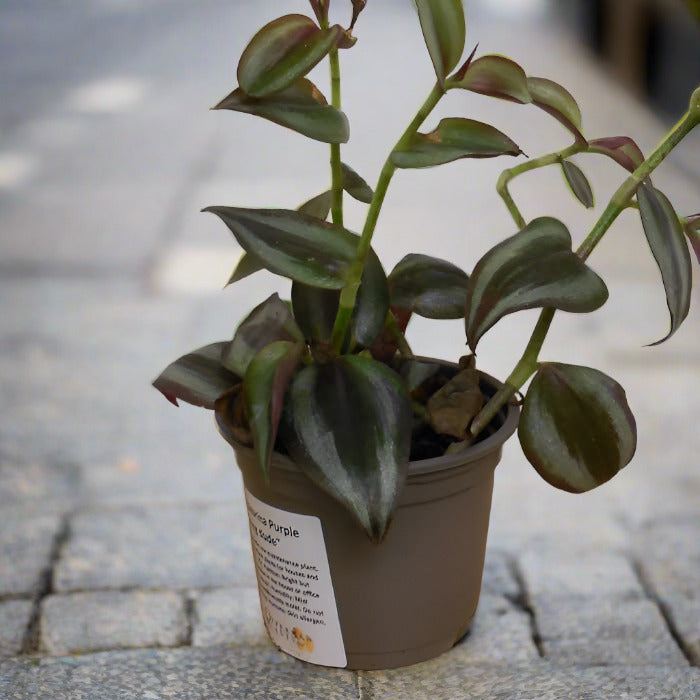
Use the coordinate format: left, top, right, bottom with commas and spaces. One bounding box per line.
245, 340, 304, 480
587, 136, 644, 173
450, 54, 531, 104
297, 190, 333, 220
561, 159, 594, 208
153, 342, 239, 409
519, 363, 636, 492
237, 14, 344, 97
391, 117, 522, 169
414, 0, 466, 88
341, 162, 374, 203
527, 76, 585, 143
291, 283, 339, 343
351, 249, 390, 346
225, 253, 264, 287
204, 206, 360, 289
222, 294, 304, 376
465, 217, 609, 350
281, 355, 412, 542
388, 253, 469, 318
637, 184, 692, 344
213, 79, 349, 144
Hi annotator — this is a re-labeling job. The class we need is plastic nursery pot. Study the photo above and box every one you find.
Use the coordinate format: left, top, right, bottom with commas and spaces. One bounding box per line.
215, 368, 519, 671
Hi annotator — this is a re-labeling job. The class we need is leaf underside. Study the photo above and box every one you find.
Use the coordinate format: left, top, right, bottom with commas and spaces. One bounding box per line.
152, 342, 239, 409
213, 80, 349, 144
391, 117, 522, 169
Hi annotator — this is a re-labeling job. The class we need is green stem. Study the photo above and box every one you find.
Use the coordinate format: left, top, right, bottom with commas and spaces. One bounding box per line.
385, 311, 414, 358
330, 82, 444, 351
472, 86, 700, 436
578, 93, 700, 260
470, 308, 554, 436
497, 143, 584, 228
329, 47, 344, 228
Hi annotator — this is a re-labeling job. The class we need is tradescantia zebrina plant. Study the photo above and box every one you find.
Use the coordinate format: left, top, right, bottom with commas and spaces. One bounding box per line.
154, 0, 700, 542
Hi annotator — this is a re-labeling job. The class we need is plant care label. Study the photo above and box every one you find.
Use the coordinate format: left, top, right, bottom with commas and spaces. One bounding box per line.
244, 489, 347, 667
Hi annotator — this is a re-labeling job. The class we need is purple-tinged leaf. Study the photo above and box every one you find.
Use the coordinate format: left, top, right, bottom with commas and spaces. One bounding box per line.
281, 355, 412, 542
391, 117, 522, 169
297, 190, 333, 220
637, 184, 692, 344
225, 252, 264, 287
414, 0, 466, 88
237, 15, 344, 97
519, 363, 636, 492
341, 162, 374, 203
351, 249, 390, 347
451, 54, 531, 104
465, 217, 608, 350
350, 0, 367, 29
245, 340, 304, 480
588, 136, 645, 172
337, 30, 358, 49
292, 283, 340, 343
223, 294, 304, 377
213, 79, 349, 144
683, 214, 700, 264
153, 342, 239, 410
308, 0, 328, 25
204, 206, 359, 289
527, 76, 585, 144
561, 158, 594, 208
388, 253, 469, 319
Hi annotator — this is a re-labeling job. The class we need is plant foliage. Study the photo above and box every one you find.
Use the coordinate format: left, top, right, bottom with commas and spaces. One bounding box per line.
154, 1, 699, 540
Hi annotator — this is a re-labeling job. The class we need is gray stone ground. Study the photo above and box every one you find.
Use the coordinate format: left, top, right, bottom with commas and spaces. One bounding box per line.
0, 1, 699, 697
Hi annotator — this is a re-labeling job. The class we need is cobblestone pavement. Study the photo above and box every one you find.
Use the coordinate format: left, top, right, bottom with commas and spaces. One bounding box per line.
1, 1, 699, 698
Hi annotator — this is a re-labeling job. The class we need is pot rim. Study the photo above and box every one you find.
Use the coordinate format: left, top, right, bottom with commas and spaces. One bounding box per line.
215, 360, 520, 477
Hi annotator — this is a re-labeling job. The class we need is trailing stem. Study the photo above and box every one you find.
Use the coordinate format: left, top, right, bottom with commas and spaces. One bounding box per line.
330, 82, 444, 351
471, 86, 700, 437
328, 46, 344, 228
497, 143, 585, 228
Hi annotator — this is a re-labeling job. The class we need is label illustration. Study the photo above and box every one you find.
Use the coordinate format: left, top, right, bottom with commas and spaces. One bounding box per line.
245, 489, 347, 667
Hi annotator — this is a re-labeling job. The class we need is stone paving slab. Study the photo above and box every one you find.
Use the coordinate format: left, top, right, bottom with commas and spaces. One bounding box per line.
360, 663, 700, 700
518, 549, 644, 599
0, 601, 32, 657
0, 515, 61, 596
191, 586, 268, 648
0, 647, 359, 700
480, 548, 519, 599
53, 504, 255, 592
531, 595, 688, 666
39, 590, 188, 656
458, 594, 540, 666
634, 516, 700, 601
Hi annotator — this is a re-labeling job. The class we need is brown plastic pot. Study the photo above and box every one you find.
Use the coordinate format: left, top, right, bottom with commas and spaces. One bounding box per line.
216, 369, 519, 670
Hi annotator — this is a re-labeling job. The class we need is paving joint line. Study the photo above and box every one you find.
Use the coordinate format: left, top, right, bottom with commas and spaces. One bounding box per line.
20, 513, 72, 654
183, 592, 197, 647
356, 671, 370, 699
630, 556, 696, 667
508, 554, 545, 658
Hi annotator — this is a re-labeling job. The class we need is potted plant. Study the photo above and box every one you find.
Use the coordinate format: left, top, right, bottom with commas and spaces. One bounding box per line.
153, 0, 700, 670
